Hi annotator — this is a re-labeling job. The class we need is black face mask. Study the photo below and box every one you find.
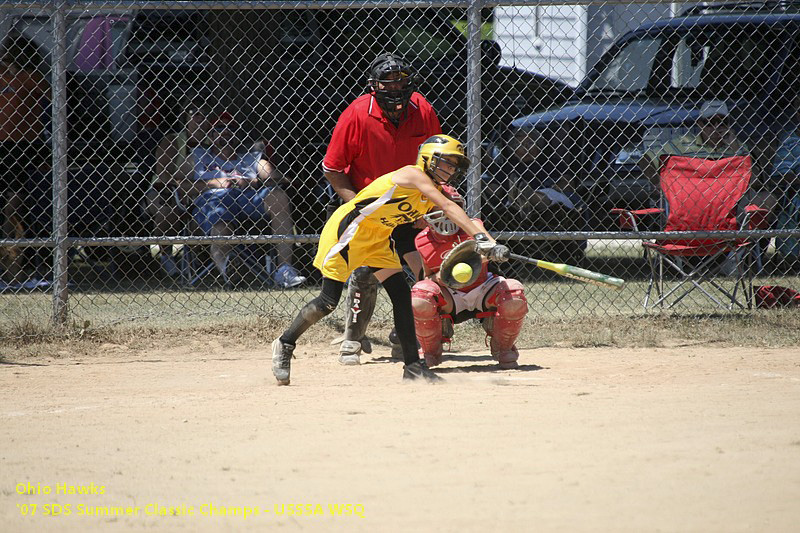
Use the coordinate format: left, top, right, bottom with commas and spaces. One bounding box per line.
367, 54, 416, 119
428, 154, 470, 186
373, 82, 415, 118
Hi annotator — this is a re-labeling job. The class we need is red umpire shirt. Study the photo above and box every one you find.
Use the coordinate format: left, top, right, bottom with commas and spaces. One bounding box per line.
323, 92, 442, 192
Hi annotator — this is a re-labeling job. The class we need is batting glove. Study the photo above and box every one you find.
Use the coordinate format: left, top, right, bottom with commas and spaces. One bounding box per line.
487, 244, 510, 262
474, 233, 494, 255
474, 233, 509, 262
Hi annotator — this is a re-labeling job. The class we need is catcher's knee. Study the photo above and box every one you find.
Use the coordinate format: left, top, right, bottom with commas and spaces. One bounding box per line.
488, 279, 528, 318
411, 279, 444, 318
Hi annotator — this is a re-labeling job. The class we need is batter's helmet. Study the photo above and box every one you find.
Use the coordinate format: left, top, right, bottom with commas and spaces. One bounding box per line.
416, 135, 470, 185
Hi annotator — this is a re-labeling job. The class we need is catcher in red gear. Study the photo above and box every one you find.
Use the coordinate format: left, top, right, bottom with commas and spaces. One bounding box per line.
412, 185, 528, 369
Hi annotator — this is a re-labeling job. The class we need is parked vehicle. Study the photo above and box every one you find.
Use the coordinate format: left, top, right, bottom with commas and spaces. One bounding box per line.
499, 2, 800, 230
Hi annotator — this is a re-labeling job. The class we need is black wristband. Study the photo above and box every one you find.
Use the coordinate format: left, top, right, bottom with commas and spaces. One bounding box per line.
473, 232, 489, 242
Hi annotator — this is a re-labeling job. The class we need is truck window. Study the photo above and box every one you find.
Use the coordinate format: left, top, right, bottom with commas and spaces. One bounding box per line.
698, 27, 777, 99
671, 33, 709, 88
589, 37, 662, 93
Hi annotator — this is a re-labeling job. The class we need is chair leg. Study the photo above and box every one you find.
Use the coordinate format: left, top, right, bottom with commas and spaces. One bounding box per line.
733, 245, 756, 309
238, 245, 274, 285
180, 244, 219, 287
656, 254, 665, 307
643, 248, 658, 309
650, 253, 732, 310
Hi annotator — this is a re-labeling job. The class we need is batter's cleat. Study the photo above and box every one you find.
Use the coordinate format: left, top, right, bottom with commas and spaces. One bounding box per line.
271, 338, 295, 385
403, 360, 444, 383
338, 340, 362, 365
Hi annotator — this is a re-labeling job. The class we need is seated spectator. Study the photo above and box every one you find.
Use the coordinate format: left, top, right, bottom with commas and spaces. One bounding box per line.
641, 100, 777, 265
771, 93, 800, 195
1, 31, 50, 289
484, 127, 586, 265
642, 100, 777, 219
185, 111, 306, 288
641, 100, 748, 186
145, 99, 211, 276
769, 93, 800, 267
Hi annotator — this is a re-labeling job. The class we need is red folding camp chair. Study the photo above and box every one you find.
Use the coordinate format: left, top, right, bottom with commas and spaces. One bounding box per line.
613, 155, 767, 310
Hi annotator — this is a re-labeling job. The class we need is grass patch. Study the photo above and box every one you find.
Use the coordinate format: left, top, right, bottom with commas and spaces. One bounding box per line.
3, 264, 800, 360
3, 309, 800, 362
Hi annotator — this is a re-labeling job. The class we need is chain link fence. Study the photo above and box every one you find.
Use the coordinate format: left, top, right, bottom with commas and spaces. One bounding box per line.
2, 1, 800, 338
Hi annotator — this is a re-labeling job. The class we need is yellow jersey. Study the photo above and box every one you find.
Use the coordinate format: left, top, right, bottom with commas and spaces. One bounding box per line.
314, 167, 437, 281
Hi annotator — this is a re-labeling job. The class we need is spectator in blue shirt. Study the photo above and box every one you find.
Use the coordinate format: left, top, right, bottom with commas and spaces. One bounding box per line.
772, 94, 800, 194
187, 112, 306, 288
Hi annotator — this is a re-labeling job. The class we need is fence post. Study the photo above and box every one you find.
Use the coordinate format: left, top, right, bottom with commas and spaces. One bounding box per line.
465, 0, 482, 218
51, 0, 69, 327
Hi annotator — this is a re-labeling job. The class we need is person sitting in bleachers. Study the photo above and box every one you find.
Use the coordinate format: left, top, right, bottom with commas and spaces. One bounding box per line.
185, 111, 306, 288
769, 93, 800, 269
642, 100, 777, 226
145, 99, 212, 276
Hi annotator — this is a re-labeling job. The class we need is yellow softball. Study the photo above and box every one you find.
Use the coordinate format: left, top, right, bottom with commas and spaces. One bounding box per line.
452, 262, 473, 283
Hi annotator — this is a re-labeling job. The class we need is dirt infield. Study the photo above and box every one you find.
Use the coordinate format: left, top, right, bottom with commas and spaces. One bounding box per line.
2, 339, 799, 532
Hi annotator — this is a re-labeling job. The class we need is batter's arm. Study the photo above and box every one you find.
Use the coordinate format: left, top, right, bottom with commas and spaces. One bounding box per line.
394, 168, 487, 240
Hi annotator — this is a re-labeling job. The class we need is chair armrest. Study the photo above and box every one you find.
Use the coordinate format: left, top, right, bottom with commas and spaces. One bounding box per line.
611, 208, 663, 230
743, 204, 769, 230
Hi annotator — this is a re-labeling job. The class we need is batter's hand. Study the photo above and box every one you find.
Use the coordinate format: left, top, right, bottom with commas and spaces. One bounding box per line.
474, 232, 495, 254
486, 244, 510, 263
474, 233, 508, 262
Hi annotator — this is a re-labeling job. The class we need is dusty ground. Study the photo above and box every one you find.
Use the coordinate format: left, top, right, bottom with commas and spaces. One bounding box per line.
2, 339, 800, 532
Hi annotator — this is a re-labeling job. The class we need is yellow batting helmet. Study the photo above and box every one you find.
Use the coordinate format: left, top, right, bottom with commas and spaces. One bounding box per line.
416, 134, 470, 185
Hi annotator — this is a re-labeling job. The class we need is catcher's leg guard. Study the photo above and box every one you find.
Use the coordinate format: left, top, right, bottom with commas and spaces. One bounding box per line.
483, 279, 527, 369
411, 279, 446, 367
339, 266, 378, 365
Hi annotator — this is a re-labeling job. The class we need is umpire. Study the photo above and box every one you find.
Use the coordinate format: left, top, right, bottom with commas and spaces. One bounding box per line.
322, 52, 442, 364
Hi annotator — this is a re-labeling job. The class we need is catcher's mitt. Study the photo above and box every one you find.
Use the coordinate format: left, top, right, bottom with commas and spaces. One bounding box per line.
439, 240, 483, 289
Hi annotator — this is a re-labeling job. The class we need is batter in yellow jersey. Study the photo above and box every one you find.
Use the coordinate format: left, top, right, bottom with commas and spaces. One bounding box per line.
271, 134, 508, 386
314, 168, 437, 282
